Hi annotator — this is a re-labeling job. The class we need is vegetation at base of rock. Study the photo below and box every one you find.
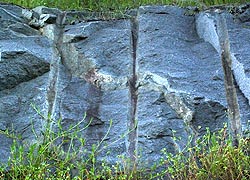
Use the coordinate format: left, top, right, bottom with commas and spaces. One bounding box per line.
161, 126, 250, 180
0, 112, 249, 179
1, 0, 249, 11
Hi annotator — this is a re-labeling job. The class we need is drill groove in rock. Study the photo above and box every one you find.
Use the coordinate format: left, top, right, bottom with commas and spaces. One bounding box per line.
127, 16, 139, 164
0, 3, 250, 167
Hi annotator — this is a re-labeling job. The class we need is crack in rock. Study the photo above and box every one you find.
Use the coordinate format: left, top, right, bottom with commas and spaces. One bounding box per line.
138, 71, 193, 123
82, 68, 128, 90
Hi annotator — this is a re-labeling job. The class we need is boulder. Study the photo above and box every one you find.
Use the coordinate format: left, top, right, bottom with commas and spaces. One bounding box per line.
0, 3, 249, 168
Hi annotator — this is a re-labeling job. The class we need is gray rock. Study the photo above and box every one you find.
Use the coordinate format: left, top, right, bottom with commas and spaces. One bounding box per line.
0, 73, 49, 164
29, 13, 57, 28
45, 19, 133, 164
32, 6, 61, 16
0, 37, 52, 61
0, 4, 25, 22
0, 51, 50, 90
22, 8, 33, 20
239, 8, 250, 22
23, 6, 61, 28
0, 3, 249, 171
0, 4, 41, 38
196, 11, 250, 131
0, 134, 12, 165
136, 5, 228, 165
0, 20, 40, 38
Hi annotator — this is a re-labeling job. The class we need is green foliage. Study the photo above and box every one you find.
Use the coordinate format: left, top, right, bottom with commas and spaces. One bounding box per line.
0, 105, 249, 179
1, 115, 249, 179
0, 113, 91, 179
1, 0, 250, 11
0, 1, 249, 179
0, 106, 141, 179
161, 126, 250, 180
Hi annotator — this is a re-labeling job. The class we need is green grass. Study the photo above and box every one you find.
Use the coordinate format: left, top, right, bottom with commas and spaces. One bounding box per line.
0, 0, 249, 179
1, 0, 250, 11
161, 126, 250, 180
0, 108, 249, 179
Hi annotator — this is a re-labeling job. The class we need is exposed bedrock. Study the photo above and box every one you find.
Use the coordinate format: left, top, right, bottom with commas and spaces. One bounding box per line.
0, 3, 250, 166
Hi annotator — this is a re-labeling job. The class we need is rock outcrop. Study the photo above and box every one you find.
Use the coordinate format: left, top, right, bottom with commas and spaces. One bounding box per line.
0, 3, 250, 166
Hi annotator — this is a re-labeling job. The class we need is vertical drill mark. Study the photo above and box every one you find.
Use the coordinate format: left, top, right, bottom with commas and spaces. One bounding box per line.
47, 12, 67, 116
127, 16, 139, 164
216, 13, 242, 147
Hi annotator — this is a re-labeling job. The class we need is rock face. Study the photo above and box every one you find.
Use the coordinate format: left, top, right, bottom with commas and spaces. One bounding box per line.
0, 3, 250, 166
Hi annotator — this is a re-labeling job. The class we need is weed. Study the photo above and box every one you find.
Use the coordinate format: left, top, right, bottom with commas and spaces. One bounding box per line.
0, 104, 140, 179
161, 125, 250, 180
0, 111, 249, 179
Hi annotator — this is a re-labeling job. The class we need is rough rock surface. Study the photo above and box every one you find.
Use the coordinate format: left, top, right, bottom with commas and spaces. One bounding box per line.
0, 3, 250, 166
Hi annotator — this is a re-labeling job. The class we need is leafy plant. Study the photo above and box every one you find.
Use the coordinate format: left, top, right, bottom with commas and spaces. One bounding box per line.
161, 125, 250, 180
0, 104, 140, 179
0, 112, 249, 179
